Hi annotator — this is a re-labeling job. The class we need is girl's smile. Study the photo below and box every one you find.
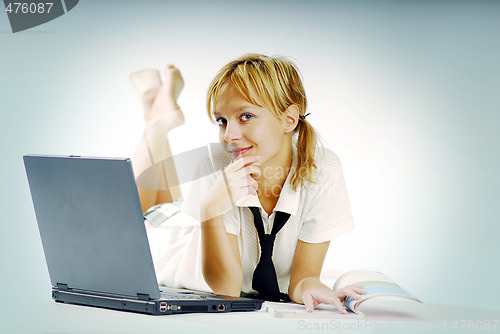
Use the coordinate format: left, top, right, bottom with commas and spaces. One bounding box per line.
228, 145, 253, 158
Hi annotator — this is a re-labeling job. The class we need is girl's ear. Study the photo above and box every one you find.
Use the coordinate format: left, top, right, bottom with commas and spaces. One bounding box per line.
283, 105, 299, 133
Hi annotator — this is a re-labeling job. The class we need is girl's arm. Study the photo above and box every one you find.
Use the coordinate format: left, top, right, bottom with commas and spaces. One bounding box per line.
288, 240, 366, 313
199, 155, 261, 296
199, 215, 242, 297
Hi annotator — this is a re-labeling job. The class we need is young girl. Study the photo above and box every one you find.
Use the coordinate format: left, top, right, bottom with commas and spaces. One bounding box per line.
129, 54, 365, 313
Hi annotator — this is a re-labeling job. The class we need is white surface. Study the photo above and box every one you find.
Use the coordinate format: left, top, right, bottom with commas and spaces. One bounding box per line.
2, 297, 499, 334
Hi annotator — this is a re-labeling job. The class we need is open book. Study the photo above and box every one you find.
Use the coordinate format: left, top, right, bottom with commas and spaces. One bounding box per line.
264, 270, 422, 318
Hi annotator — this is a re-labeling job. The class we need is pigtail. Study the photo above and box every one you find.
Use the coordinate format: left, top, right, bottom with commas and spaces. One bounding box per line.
290, 118, 318, 191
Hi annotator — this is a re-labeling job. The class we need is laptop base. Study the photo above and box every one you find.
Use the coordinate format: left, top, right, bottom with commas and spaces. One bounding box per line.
53, 289, 263, 315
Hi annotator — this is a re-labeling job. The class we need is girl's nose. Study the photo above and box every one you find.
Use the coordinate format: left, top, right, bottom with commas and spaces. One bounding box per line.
224, 121, 242, 142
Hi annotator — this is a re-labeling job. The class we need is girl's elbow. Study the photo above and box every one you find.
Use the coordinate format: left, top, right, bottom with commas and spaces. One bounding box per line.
203, 268, 242, 297
212, 285, 242, 297
208, 280, 242, 297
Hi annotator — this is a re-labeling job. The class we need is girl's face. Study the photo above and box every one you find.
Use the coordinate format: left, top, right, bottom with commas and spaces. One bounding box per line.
213, 85, 293, 170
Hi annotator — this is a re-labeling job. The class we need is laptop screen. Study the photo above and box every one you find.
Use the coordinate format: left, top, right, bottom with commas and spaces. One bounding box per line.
24, 155, 161, 300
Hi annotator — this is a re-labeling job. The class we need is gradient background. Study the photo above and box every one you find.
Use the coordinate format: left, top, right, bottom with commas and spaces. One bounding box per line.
1, 0, 499, 331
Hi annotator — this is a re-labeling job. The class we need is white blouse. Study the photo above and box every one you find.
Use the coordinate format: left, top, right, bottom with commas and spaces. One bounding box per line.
172, 144, 355, 294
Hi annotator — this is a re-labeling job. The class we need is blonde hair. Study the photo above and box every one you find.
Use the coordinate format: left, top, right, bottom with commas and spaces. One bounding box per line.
206, 53, 318, 190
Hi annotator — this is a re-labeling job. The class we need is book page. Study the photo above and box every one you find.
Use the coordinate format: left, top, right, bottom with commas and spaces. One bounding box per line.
333, 269, 395, 289
333, 270, 421, 313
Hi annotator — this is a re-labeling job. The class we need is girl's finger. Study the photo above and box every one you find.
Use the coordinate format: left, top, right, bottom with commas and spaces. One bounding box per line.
302, 294, 315, 313
244, 165, 261, 178
342, 289, 362, 300
230, 165, 260, 182
247, 178, 258, 191
331, 297, 347, 314
231, 155, 260, 170
349, 286, 367, 294
246, 186, 257, 196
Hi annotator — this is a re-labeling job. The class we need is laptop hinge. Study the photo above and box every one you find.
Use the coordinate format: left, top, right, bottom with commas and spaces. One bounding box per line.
57, 283, 69, 291
137, 293, 150, 301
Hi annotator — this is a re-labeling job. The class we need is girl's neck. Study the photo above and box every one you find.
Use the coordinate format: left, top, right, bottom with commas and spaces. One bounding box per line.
255, 145, 293, 215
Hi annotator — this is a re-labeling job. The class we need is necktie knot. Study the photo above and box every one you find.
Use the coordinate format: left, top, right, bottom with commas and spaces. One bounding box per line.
259, 234, 276, 259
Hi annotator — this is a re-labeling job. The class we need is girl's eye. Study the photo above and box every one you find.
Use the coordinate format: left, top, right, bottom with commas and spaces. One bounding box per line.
240, 113, 253, 122
215, 118, 227, 126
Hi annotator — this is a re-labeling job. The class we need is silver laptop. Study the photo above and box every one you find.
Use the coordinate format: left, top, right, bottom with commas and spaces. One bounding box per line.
23, 154, 262, 315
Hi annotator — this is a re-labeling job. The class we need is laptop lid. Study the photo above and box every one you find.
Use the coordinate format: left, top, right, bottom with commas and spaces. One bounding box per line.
24, 154, 161, 300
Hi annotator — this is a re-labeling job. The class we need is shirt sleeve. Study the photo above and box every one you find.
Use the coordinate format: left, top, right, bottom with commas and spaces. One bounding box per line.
180, 173, 212, 222
221, 209, 239, 235
298, 150, 355, 243
180, 151, 215, 222
180, 146, 239, 235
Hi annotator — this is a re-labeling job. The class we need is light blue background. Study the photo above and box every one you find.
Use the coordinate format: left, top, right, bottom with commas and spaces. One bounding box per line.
1, 0, 499, 331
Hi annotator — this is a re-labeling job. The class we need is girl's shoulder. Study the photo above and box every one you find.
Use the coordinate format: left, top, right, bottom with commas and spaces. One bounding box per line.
312, 146, 344, 182
298, 147, 348, 205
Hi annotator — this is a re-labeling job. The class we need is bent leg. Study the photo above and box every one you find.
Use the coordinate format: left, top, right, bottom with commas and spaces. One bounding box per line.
146, 206, 210, 292
130, 65, 185, 212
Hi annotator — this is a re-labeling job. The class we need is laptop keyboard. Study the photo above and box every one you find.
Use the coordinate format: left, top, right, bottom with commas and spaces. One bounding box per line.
160, 289, 209, 300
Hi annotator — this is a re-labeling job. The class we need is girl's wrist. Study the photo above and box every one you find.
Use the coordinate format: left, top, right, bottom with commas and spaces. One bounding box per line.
291, 277, 321, 303
200, 199, 210, 222
200, 198, 219, 222
298, 277, 322, 291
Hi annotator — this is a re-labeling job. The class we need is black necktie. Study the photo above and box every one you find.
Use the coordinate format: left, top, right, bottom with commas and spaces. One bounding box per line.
249, 206, 291, 302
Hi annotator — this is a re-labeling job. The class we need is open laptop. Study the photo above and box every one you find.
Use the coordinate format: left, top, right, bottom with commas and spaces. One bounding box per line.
23, 154, 263, 315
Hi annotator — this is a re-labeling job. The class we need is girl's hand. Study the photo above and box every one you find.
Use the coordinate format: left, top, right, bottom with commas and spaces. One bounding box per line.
201, 154, 261, 220
300, 278, 366, 313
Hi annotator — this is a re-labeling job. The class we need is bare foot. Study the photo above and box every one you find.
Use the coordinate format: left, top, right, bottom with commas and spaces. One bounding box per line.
129, 69, 162, 115
147, 65, 185, 129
